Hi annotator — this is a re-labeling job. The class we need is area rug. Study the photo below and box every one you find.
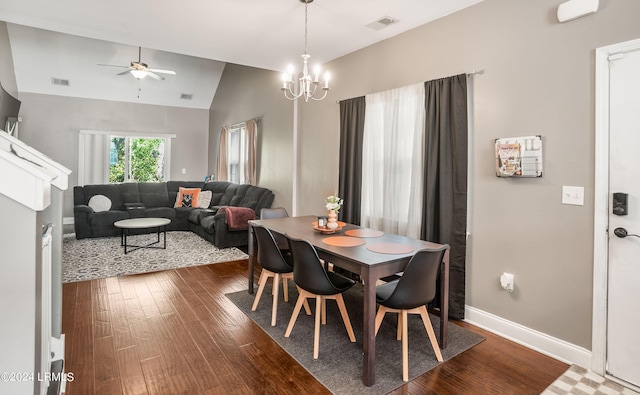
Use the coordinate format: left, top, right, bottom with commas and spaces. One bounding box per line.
542, 365, 640, 395
226, 283, 484, 395
62, 231, 248, 283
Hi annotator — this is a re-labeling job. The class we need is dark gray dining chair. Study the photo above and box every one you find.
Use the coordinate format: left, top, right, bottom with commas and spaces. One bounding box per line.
284, 234, 356, 359
260, 207, 290, 252
251, 225, 295, 326
374, 245, 449, 381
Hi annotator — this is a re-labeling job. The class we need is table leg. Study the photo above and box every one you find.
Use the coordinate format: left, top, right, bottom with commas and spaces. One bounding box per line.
362, 266, 377, 386
248, 225, 255, 294
163, 226, 167, 249
124, 229, 128, 255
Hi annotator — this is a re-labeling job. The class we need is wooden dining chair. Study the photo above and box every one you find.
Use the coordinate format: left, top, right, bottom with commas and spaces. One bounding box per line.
374, 245, 449, 381
284, 234, 357, 359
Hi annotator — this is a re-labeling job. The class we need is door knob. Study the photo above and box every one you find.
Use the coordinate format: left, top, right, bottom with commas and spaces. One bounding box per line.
613, 227, 640, 238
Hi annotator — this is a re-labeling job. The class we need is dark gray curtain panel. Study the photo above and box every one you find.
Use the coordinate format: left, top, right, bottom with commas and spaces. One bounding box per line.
338, 96, 366, 225
422, 74, 468, 320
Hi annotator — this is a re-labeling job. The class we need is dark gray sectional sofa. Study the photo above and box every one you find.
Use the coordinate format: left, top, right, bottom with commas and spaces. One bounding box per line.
73, 181, 274, 248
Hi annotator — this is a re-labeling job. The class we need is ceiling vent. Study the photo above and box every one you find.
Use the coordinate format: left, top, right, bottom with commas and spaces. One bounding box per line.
366, 16, 399, 30
180, 93, 193, 100
51, 78, 70, 86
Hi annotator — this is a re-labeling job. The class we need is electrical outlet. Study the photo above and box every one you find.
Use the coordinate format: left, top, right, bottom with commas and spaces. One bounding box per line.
500, 272, 514, 292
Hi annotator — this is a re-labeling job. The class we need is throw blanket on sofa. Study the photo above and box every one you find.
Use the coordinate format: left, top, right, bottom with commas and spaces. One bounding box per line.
218, 206, 256, 230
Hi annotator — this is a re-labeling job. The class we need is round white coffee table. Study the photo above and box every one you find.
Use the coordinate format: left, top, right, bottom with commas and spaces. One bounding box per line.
114, 217, 171, 254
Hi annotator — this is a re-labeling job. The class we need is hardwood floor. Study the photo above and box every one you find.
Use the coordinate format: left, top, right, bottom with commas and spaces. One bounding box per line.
62, 260, 568, 394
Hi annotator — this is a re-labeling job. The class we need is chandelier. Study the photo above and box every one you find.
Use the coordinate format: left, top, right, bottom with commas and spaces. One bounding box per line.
281, 0, 330, 102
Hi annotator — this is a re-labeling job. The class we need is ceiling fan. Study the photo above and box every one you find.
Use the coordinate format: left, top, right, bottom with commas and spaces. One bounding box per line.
98, 47, 176, 80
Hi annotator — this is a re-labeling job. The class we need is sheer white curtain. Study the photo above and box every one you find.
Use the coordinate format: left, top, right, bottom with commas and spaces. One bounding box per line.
361, 83, 425, 238
78, 130, 110, 185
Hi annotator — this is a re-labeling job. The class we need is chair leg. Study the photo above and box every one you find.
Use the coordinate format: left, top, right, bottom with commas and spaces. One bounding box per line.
271, 273, 280, 326
335, 294, 356, 342
418, 306, 443, 362
251, 269, 271, 311
375, 306, 387, 335
282, 275, 289, 302
397, 313, 402, 340
321, 298, 327, 325
314, 295, 322, 359
285, 289, 310, 337
402, 310, 409, 382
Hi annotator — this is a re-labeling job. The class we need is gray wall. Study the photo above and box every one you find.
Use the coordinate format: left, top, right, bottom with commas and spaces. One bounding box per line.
210, 0, 640, 350
16, 93, 210, 219
298, 0, 640, 349
209, 63, 294, 211
0, 21, 17, 96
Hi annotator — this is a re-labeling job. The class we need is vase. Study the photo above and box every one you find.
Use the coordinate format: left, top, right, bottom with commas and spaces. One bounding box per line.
327, 209, 338, 230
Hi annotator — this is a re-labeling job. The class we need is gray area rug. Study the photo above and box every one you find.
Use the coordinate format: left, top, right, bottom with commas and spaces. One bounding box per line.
227, 283, 484, 395
62, 231, 248, 283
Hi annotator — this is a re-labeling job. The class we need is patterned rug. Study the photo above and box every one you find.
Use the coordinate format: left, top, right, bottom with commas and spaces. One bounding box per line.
542, 365, 640, 395
62, 231, 248, 283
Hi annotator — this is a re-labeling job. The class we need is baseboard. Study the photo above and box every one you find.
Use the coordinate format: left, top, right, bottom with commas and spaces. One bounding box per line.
63, 217, 74, 225
464, 305, 591, 367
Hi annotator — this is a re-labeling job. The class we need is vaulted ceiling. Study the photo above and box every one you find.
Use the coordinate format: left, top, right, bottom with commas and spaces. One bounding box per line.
0, 0, 484, 109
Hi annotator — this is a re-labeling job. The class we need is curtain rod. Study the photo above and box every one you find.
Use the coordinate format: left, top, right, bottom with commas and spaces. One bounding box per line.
225, 117, 260, 129
336, 70, 484, 103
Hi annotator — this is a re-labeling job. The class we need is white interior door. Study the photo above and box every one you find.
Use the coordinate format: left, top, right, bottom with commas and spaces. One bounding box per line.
607, 48, 640, 388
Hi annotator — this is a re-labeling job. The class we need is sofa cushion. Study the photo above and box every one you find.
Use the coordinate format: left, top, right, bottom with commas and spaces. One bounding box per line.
119, 183, 140, 204
88, 194, 112, 212
174, 187, 200, 208
209, 193, 224, 206
144, 207, 176, 219
84, 184, 124, 210
188, 208, 216, 225
197, 190, 212, 208
138, 182, 169, 207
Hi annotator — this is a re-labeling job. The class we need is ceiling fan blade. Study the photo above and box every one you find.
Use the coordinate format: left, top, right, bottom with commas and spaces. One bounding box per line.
148, 68, 176, 75
97, 63, 129, 69
117, 70, 132, 76
146, 71, 164, 81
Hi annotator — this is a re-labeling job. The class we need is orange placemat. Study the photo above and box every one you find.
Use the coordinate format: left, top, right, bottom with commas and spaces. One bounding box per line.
322, 236, 366, 247
344, 229, 384, 238
366, 242, 414, 254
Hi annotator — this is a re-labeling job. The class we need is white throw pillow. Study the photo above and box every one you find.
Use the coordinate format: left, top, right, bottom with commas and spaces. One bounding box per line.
197, 190, 213, 208
88, 194, 112, 212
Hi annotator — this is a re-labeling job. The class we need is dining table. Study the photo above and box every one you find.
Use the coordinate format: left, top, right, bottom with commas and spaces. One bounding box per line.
247, 215, 450, 387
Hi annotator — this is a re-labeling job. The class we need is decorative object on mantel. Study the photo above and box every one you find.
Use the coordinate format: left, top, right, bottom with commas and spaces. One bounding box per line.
280, 0, 331, 102
325, 195, 343, 230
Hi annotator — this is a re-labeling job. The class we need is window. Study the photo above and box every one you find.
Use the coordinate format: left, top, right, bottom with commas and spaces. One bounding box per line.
109, 136, 166, 182
78, 130, 174, 185
227, 125, 247, 184
360, 83, 425, 238
216, 119, 257, 185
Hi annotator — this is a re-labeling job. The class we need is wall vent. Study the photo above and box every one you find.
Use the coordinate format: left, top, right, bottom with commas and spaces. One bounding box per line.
180, 93, 193, 100
366, 16, 399, 30
51, 78, 70, 86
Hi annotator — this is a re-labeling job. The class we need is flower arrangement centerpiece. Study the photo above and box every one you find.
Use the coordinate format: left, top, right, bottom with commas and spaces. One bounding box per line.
325, 195, 343, 230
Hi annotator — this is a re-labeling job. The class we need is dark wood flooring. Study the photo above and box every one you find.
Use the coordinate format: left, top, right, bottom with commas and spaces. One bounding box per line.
62, 260, 568, 394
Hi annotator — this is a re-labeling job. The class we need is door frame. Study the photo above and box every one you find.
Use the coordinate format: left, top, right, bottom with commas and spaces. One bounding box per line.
593, 37, 640, 378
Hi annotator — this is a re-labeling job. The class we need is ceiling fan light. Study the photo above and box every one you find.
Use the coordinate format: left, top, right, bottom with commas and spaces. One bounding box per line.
130, 69, 147, 79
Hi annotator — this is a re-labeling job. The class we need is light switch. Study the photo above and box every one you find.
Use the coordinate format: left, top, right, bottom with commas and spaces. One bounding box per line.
181, 168, 186, 174
562, 186, 584, 206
